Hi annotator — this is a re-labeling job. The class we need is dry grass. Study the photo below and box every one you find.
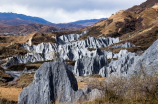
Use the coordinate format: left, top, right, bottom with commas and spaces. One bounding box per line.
78, 82, 87, 89
76, 75, 106, 90
0, 87, 22, 102
86, 69, 158, 104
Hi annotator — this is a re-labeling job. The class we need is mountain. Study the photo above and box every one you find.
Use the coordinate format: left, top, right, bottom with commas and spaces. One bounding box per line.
0, 12, 50, 25
70, 18, 107, 26
80, 0, 158, 51
0, 12, 106, 29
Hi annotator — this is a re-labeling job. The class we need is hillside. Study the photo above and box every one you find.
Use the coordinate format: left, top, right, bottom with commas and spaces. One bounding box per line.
0, 12, 50, 24
80, 0, 158, 51
0, 23, 58, 36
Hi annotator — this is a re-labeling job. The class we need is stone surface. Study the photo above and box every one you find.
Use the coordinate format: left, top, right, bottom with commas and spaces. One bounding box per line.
57, 30, 88, 44
18, 59, 86, 104
133, 39, 158, 75
110, 42, 135, 49
73, 55, 108, 76
3, 53, 44, 69
18, 60, 104, 104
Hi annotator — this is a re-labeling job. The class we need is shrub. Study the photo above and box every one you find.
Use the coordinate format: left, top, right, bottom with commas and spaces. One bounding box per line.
87, 68, 158, 103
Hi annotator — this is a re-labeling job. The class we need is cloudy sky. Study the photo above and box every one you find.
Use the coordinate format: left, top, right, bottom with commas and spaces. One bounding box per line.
0, 0, 146, 23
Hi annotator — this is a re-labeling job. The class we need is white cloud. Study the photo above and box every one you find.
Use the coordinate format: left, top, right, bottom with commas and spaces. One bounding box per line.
0, 0, 146, 23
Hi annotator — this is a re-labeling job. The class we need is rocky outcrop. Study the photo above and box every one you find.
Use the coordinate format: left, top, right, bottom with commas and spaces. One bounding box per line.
18, 59, 104, 104
59, 36, 119, 61
3, 53, 44, 69
73, 55, 108, 76
22, 42, 59, 54
57, 30, 88, 44
100, 39, 158, 78
18, 60, 86, 104
110, 42, 135, 49
133, 39, 158, 75
107, 52, 138, 77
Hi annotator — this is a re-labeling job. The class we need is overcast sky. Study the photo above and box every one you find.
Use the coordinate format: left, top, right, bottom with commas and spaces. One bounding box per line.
0, 0, 146, 23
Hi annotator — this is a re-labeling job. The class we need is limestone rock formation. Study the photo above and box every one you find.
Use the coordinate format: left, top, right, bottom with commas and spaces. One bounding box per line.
73, 55, 108, 76
3, 53, 44, 69
18, 59, 105, 104
18, 60, 86, 104
133, 39, 158, 75
110, 42, 135, 49
57, 30, 88, 44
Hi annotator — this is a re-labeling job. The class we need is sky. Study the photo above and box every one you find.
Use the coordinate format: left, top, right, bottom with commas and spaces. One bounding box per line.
0, 0, 146, 23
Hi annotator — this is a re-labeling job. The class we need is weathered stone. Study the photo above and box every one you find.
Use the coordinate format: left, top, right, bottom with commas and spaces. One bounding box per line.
18, 59, 86, 104
73, 55, 108, 76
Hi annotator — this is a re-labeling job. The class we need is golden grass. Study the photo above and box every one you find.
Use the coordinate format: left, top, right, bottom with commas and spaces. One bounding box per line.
0, 87, 22, 102
77, 76, 106, 90
78, 82, 87, 89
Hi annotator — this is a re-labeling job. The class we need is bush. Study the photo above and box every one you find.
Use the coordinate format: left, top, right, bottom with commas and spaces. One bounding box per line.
87, 68, 158, 103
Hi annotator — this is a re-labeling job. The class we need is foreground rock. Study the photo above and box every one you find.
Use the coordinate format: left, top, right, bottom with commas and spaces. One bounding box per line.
18, 60, 103, 104
133, 39, 158, 75
18, 60, 85, 104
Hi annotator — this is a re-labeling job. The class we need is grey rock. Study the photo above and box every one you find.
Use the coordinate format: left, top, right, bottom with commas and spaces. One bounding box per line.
57, 30, 88, 44
87, 89, 104, 101
22, 42, 59, 54
98, 50, 138, 78
108, 52, 138, 77
110, 42, 135, 49
73, 55, 108, 76
133, 39, 158, 76
3, 53, 44, 69
18, 59, 86, 104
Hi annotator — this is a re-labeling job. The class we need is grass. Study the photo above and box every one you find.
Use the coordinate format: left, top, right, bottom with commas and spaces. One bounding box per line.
31, 33, 58, 45
0, 87, 22, 102
0, 43, 28, 59
86, 70, 158, 104
7, 60, 52, 71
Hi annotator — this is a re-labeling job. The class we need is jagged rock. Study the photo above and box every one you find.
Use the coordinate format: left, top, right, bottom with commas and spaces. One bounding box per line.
57, 30, 88, 44
18, 60, 86, 104
108, 52, 138, 77
3, 53, 44, 69
133, 39, 158, 75
98, 50, 138, 77
4, 36, 120, 68
73, 55, 108, 76
59, 47, 113, 60
99, 66, 110, 77
22, 42, 59, 54
110, 42, 135, 49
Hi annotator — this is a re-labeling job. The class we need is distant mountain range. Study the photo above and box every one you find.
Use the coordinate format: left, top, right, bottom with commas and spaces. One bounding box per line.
0, 12, 106, 28
70, 18, 106, 26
